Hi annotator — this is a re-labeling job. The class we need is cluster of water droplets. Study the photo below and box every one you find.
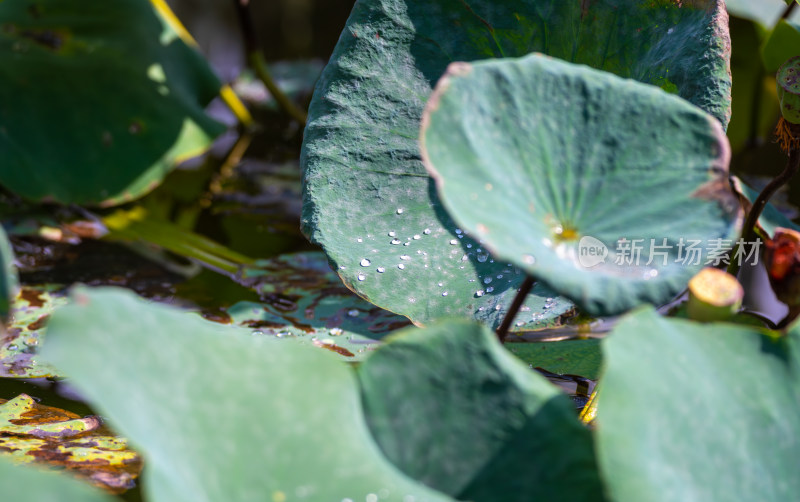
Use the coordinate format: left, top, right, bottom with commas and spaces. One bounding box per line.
347, 209, 547, 313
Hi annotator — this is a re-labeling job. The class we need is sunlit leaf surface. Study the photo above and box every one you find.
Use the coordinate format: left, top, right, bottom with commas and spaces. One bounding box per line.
0, 394, 142, 494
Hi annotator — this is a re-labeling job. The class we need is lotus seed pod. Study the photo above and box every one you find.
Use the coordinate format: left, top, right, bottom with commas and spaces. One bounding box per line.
687, 268, 743, 322
777, 56, 800, 125
764, 227, 800, 307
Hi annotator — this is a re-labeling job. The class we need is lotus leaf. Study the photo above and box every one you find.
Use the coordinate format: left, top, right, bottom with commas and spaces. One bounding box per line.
302, 0, 731, 327
357, 320, 604, 501
41, 287, 454, 502
421, 54, 738, 315
597, 307, 800, 502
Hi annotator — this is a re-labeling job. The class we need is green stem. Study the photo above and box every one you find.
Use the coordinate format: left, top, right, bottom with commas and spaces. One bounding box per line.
231, 0, 308, 126
496, 275, 535, 343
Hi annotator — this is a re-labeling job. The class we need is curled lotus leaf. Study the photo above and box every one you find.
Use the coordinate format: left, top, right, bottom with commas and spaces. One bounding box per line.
302, 0, 731, 327
421, 55, 739, 315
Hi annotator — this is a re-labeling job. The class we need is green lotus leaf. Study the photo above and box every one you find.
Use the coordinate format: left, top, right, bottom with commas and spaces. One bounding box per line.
1, 286, 69, 378
0, 454, 114, 502
303, 0, 731, 327
41, 287, 453, 502
597, 307, 800, 502
357, 320, 604, 501
0, 0, 225, 206
0, 394, 142, 494
421, 54, 738, 316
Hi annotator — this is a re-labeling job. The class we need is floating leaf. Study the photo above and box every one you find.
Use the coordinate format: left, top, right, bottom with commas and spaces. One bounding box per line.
0, 0, 225, 206
0, 454, 114, 502
506, 339, 603, 380
233, 252, 412, 358
357, 321, 604, 501
0, 394, 142, 494
597, 308, 800, 502
1, 286, 69, 378
41, 287, 453, 502
303, 0, 731, 328
421, 54, 738, 316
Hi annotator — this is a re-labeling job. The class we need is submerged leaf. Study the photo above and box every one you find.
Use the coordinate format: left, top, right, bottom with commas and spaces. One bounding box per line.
422, 55, 738, 315
358, 321, 604, 501
0, 0, 225, 206
303, 0, 731, 327
597, 308, 800, 502
41, 287, 454, 502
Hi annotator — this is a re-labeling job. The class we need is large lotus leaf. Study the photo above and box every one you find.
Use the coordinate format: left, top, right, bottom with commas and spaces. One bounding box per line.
41, 287, 453, 502
596, 307, 800, 502
1, 286, 69, 378
302, 0, 731, 328
421, 54, 738, 316
0, 394, 142, 494
0, 454, 114, 502
357, 320, 604, 501
0, 0, 225, 206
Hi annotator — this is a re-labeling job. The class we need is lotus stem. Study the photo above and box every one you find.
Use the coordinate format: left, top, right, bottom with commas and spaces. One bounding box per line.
782, 1, 797, 20
231, 0, 308, 126
496, 275, 535, 343
729, 142, 800, 276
